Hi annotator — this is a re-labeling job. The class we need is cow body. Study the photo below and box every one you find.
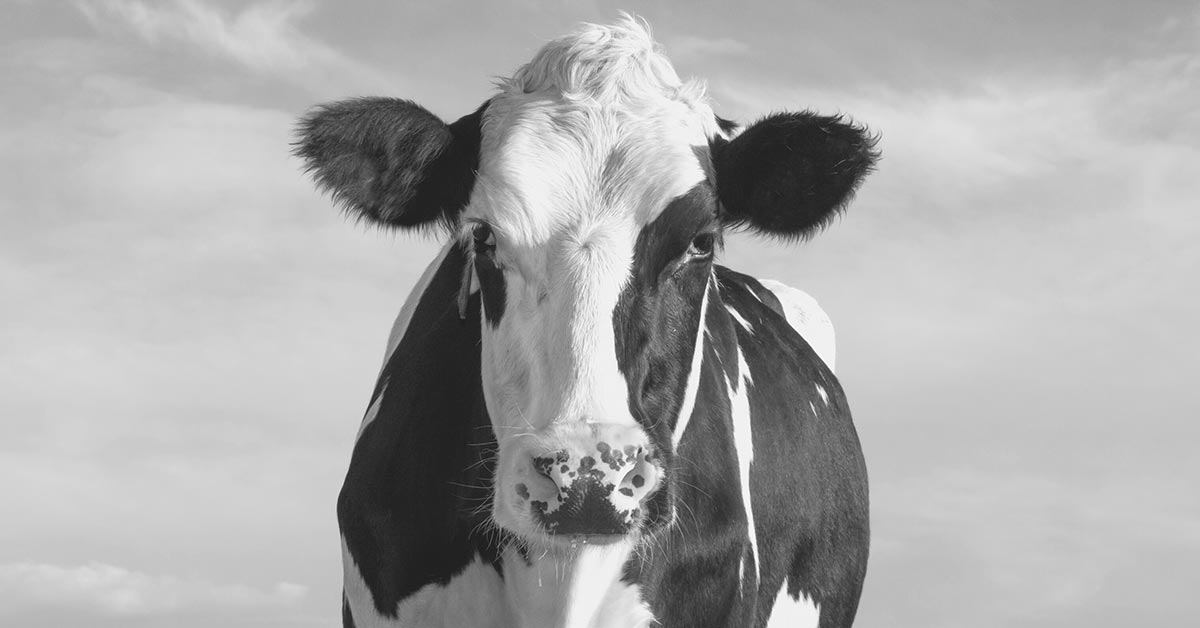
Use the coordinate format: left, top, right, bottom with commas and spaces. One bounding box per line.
297, 17, 876, 628
337, 243, 867, 627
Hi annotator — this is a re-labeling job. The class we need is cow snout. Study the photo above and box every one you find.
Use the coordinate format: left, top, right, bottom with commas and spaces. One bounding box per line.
514, 436, 662, 538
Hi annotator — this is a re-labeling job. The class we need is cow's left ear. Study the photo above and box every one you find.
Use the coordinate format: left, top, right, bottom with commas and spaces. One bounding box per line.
711, 112, 879, 238
294, 98, 486, 230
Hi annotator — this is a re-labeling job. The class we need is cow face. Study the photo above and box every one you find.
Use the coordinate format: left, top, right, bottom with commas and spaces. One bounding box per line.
296, 20, 877, 546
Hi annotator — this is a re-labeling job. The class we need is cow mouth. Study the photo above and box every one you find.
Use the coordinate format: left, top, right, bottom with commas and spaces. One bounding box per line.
530, 473, 644, 537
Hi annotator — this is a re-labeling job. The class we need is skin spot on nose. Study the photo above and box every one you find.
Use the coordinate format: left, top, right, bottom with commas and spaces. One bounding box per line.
619, 488, 634, 497
515, 483, 530, 500
631, 474, 645, 488
597, 441, 628, 471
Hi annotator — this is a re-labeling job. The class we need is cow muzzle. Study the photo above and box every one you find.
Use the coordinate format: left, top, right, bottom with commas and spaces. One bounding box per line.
506, 423, 663, 540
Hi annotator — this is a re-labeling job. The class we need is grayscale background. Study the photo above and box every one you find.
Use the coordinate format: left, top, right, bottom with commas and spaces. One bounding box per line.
2, 1, 1196, 626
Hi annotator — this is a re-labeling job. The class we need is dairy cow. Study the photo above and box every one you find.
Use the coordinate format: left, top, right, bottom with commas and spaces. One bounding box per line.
296, 17, 876, 628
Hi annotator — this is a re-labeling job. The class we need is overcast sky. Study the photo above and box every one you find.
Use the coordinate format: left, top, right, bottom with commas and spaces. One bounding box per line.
1, 1, 1197, 626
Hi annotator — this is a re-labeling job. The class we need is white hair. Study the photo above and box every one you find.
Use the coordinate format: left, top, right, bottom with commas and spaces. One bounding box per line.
499, 15, 710, 108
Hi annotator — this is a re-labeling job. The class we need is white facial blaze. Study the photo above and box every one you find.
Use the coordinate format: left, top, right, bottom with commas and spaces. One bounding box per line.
559, 222, 639, 426
469, 106, 711, 448
460, 18, 719, 542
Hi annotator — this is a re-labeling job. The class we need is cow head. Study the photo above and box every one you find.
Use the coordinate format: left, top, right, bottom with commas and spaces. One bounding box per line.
296, 19, 877, 547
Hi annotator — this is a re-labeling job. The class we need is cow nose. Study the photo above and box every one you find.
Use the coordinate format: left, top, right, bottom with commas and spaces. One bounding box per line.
532, 444, 659, 503
524, 442, 662, 537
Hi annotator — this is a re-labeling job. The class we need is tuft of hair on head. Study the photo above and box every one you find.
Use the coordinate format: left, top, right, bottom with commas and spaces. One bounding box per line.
498, 13, 708, 108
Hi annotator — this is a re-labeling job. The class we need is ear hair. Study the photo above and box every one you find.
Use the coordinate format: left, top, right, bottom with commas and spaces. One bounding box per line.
712, 111, 879, 239
294, 98, 485, 231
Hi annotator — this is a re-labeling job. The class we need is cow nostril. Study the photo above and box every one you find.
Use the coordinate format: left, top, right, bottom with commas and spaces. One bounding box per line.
532, 456, 556, 479
620, 466, 645, 488
531, 450, 571, 487
618, 455, 659, 500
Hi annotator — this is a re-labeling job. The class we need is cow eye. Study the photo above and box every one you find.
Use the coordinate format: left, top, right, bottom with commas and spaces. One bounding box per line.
473, 223, 496, 251
688, 233, 715, 258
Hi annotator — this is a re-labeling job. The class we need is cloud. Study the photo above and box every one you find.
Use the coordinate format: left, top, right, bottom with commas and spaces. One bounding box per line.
712, 29, 1200, 627
0, 562, 305, 616
666, 34, 751, 59
0, 69, 441, 452
73, 0, 392, 92
716, 49, 1200, 215
859, 468, 1200, 627
716, 40, 1200, 351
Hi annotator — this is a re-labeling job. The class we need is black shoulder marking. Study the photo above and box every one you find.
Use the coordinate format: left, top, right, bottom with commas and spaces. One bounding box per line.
338, 243, 504, 615
715, 265, 870, 626
717, 268, 791, 332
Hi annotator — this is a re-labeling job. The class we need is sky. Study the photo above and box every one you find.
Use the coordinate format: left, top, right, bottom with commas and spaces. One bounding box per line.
1, 1, 1197, 626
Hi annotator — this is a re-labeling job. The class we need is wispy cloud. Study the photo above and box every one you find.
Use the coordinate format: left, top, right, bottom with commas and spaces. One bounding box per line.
4, 5, 1199, 628
0, 562, 305, 615
666, 34, 751, 59
73, 0, 392, 91
863, 468, 1200, 627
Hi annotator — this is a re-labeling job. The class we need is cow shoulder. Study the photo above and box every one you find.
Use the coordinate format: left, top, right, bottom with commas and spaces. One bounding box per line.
753, 278, 836, 372
339, 241, 504, 622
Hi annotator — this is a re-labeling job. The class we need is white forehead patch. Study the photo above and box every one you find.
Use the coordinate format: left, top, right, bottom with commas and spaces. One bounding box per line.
462, 17, 721, 244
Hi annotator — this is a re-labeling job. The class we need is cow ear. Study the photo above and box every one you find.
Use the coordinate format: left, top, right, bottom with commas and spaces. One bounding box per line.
294, 98, 485, 229
712, 111, 879, 238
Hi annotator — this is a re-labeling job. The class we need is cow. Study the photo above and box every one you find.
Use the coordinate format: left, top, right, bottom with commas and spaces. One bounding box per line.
295, 17, 876, 628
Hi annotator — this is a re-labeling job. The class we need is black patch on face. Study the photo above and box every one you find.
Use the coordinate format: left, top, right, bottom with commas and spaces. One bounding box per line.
470, 224, 507, 327
474, 255, 506, 327
612, 183, 720, 532
533, 474, 630, 536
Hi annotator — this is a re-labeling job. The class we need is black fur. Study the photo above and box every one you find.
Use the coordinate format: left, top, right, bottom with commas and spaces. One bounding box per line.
613, 184, 723, 537
336, 243, 507, 620
715, 267, 869, 627
711, 111, 879, 239
474, 251, 507, 327
294, 99, 486, 230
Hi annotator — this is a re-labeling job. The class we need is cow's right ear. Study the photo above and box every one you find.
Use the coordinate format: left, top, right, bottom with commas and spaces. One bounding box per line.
294, 98, 485, 229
